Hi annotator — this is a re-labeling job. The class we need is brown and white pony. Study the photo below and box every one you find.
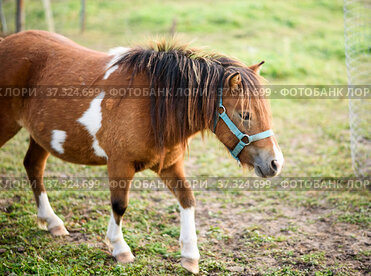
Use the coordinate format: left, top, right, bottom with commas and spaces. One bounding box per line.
0, 31, 283, 274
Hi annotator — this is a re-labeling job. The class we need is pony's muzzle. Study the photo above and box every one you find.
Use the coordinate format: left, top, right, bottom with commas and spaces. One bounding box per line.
254, 157, 283, 178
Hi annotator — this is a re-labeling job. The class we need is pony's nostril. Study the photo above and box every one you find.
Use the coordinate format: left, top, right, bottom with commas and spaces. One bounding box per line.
270, 159, 278, 172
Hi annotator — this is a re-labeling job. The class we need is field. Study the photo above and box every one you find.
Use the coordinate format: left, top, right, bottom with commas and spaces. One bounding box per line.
0, 0, 370, 275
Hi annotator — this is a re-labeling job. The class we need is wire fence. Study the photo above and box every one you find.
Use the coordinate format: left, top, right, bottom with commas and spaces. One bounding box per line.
344, 0, 371, 176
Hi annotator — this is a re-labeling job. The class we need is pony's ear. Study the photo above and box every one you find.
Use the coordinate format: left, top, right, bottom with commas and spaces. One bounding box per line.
228, 72, 241, 89
249, 61, 265, 75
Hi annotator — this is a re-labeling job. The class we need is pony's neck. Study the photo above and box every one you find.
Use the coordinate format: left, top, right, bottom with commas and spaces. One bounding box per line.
159, 95, 216, 148
162, 116, 210, 148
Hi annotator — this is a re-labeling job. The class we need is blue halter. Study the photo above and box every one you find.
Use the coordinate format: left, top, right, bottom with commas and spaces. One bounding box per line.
213, 87, 274, 162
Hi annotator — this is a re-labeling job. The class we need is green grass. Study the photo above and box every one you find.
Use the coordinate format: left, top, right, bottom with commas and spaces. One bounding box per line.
1, 0, 370, 274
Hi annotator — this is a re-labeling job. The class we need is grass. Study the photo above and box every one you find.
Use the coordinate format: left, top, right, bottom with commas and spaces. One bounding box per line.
1, 0, 370, 275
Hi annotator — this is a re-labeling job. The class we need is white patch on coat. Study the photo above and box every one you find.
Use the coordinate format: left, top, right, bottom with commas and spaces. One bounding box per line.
180, 206, 200, 260
38, 192, 66, 230
77, 91, 108, 158
103, 65, 119, 80
106, 212, 131, 256
106, 47, 130, 69
50, 130, 66, 154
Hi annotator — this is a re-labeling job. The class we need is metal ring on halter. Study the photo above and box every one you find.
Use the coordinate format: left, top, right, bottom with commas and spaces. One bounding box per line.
240, 134, 251, 146
219, 105, 226, 115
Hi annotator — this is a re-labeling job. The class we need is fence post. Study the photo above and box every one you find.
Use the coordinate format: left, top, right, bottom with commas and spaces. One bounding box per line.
16, 0, 24, 32
0, 0, 8, 33
80, 0, 85, 33
42, 0, 55, 32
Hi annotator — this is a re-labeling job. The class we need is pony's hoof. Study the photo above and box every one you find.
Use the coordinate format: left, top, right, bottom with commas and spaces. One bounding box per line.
115, 252, 135, 264
49, 225, 69, 236
181, 257, 199, 274
37, 217, 48, 230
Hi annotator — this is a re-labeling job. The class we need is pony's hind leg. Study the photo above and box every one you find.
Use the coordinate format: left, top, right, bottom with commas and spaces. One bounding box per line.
106, 160, 135, 264
0, 101, 22, 148
23, 137, 69, 236
159, 160, 200, 274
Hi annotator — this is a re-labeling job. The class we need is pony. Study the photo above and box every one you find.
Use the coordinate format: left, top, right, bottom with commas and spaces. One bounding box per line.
0, 30, 283, 274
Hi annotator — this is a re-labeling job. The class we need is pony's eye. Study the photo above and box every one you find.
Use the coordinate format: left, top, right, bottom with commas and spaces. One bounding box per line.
239, 112, 251, 120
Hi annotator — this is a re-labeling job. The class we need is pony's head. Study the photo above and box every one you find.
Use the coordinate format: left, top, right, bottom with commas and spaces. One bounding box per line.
114, 39, 283, 176
213, 62, 284, 177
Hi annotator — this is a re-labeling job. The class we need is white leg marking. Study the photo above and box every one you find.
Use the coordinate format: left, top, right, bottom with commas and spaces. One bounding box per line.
103, 65, 119, 80
180, 206, 200, 260
50, 130, 66, 154
77, 91, 108, 158
106, 212, 131, 256
38, 192, 65, 230
106, 47, 130, 69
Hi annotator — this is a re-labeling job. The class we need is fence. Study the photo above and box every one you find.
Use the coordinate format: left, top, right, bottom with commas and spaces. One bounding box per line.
344, 0, 371, 176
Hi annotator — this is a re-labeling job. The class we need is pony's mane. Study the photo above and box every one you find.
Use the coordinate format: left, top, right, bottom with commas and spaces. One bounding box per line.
112, 39, 269, 151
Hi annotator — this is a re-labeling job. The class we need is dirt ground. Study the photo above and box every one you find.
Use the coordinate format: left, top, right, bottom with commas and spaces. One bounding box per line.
194, 192, 370, 275
1, 188, 370, 275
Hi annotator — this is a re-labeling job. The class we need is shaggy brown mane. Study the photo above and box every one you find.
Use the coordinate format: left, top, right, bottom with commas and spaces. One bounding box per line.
112, 39, 268, 151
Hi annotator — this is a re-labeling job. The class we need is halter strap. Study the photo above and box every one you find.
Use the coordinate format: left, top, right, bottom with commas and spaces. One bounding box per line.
213, 78, 274, 162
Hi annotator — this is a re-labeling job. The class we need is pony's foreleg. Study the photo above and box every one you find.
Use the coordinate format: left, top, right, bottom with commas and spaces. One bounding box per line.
23, 137, 68, 236
160, 160, 200, 274
106, 160, 135, 264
